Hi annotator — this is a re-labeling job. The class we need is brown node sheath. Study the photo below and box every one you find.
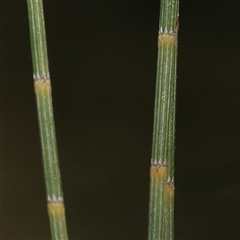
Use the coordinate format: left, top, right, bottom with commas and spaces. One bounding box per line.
34, 78, 51, 93
150, 165, 167, 180
47, 202, 65, 216
166, 183, 175, 197
158, 33, 176, 47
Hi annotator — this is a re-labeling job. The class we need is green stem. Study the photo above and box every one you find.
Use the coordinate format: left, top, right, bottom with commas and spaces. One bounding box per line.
148, 0, 179, 239
27, 0, 49, 79
27, 1, 68, 239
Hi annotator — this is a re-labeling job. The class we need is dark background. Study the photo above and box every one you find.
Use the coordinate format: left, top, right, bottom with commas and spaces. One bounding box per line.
2, 0, 239, 239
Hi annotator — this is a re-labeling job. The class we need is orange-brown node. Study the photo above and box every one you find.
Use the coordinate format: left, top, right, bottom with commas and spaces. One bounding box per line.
47, 201, 65, 215
158, 33, 176, 47
166, 183, 175, 197
34, 78, 51, 93
150, 165, 167, 180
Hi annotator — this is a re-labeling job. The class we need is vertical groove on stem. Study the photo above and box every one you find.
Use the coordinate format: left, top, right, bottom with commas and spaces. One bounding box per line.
148, 0, 179, 239
27, 1, 68, 239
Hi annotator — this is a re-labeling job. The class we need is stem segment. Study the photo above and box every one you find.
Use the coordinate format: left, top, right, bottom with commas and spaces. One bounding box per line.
27, 1, 68, 239
148, 0, 179, 239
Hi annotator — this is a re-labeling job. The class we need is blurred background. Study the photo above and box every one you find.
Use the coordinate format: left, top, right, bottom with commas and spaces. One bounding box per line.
2, 0, 239, 239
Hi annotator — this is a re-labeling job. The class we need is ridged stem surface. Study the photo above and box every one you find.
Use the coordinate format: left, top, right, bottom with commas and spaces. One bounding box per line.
27, 1, 68, 239
148, 0, 179, 239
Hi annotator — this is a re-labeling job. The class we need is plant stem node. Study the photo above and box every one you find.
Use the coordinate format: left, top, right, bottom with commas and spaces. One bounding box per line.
158, 33, 176, 46
34, 78, 51, 93
48, 202, 65, 215
150, 165, 167, 180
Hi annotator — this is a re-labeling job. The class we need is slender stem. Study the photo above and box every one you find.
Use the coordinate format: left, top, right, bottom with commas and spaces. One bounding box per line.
148, 0, 179, 239
27, 1, 68, 239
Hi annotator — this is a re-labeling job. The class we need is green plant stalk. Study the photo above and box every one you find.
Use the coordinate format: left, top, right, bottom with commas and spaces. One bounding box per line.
27, 1, 68, 239
148, 0, 179, 239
